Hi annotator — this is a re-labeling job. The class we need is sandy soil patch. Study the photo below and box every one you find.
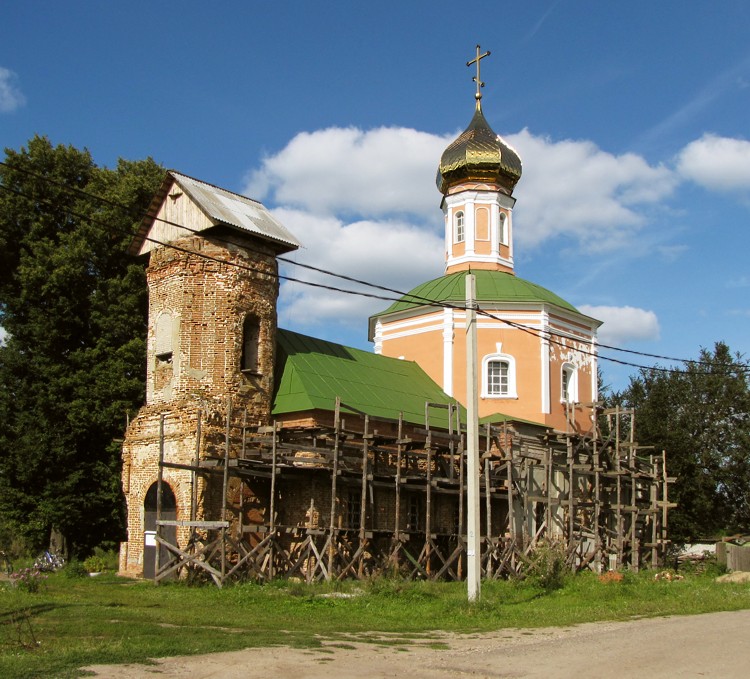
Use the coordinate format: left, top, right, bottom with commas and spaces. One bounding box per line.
85, 609, 750, 678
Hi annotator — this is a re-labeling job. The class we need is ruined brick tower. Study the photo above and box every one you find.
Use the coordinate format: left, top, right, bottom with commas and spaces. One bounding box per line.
119, 172, 299, 577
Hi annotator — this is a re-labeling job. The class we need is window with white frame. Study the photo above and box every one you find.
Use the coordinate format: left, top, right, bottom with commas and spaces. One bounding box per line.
561, 363, 578, 403
482, 352, 517, 398
454, 210, 465, 243
499, 212, 507, 245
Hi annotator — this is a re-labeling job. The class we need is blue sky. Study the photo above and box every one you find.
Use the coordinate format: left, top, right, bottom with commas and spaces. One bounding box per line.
2, 1, 750, 390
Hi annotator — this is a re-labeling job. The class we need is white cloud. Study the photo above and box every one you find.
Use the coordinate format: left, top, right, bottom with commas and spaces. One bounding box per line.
579, 305, 660, 345
245, 126, 684, 337
0, 326, 6, 346
677, 134, 750, 192
507, 129, 677, 252
273, 208, 443, 333
245, 125, 678, 258
0, 67, 26, 113
245, 126, 453, 219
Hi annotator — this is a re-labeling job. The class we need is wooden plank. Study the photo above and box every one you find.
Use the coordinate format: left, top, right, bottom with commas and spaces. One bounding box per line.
157, 520, 229, 528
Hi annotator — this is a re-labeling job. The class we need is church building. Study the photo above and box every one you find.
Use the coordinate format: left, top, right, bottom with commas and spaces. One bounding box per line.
370, 49, 600, 432
118, 50, 669, 583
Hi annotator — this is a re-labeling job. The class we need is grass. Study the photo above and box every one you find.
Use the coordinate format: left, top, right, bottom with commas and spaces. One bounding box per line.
1, 568, 749, 678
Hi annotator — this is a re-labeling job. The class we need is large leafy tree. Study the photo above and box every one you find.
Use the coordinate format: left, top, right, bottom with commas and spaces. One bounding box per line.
0, 136, 163, 555
614, 343, 750, 542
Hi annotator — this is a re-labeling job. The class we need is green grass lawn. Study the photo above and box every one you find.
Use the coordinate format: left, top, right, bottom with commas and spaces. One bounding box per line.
2, 569, 749, 678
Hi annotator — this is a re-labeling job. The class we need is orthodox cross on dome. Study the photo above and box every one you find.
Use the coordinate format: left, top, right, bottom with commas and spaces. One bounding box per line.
466, 44, 490, 103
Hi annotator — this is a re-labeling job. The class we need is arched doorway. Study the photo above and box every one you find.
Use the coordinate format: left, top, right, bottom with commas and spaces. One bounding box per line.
143, 482, 177, 579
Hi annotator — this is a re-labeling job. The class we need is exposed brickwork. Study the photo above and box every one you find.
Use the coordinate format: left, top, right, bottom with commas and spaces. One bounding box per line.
120, 231, 281, 577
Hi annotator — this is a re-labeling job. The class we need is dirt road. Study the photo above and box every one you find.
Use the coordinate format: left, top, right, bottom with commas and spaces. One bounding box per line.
85, 609, 750, 678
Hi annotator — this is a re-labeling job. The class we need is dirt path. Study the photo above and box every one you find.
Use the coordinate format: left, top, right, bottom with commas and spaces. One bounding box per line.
85, 609, 750, 678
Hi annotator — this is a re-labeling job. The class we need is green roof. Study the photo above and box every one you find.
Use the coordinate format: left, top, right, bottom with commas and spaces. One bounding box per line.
371, 269, 579, 320
273, 329, 455, 426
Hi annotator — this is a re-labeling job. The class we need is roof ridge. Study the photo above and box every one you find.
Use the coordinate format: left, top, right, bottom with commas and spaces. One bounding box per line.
169, 169, 264, 207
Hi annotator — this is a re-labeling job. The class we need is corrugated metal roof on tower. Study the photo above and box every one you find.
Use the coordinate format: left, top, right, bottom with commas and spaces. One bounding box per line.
129, 170, 301, 255
170, 171, 301, 249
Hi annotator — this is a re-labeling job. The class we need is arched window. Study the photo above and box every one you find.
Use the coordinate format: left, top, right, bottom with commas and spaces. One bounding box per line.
561, 363, 578, 403
454, 211, 465, 243
482, 352, 517, 398
154, 311, 173, 365
499, 212, 507, 245
241, 315, 260, 373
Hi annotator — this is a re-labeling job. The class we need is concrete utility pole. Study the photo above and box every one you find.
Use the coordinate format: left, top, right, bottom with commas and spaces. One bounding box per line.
465, 274, 481, 602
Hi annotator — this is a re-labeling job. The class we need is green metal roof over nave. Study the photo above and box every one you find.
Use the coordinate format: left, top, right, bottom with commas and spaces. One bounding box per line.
272, 328, 548, 429
272, 328, 455, 426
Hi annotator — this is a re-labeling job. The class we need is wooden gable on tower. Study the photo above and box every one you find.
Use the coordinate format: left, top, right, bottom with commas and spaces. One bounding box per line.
129, 170, 300, 257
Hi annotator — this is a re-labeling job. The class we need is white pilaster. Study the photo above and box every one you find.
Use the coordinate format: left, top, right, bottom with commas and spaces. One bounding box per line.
465, 199, 476, 256
373, 320, 383, 355
442, 308, 454, 396
540, 310, 550, 414
591, 334, 598, 402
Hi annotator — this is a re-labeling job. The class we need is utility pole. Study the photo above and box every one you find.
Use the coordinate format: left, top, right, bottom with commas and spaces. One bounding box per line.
466, 274, 481, 601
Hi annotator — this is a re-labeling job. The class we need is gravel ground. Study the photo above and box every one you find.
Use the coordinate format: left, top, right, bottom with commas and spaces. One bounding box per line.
85, 608, 750, 678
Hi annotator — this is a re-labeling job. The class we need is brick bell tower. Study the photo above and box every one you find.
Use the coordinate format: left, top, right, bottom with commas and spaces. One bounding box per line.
119, 171, 299, 577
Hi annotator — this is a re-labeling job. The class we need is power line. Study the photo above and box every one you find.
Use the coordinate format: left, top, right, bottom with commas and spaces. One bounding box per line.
1, 162, 748, 377
0, 182, 403, 305
0, 159, 733, 366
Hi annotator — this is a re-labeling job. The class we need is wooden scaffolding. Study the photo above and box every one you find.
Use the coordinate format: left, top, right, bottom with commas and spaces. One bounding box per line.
152, 399, 673, 586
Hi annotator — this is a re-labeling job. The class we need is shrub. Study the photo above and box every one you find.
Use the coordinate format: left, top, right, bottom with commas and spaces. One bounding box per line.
91, 546, 120, 571
83, 555, 108, 573
63, 559, 90, 579
525, 540, 569, 591
10, 567, 47, 593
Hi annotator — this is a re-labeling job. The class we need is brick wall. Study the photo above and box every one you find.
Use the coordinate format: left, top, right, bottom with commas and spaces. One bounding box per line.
120, 231, 281, 577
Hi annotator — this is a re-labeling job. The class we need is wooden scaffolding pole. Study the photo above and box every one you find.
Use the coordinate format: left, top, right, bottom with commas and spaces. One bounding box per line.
593, 430, 602, 571
615, 406, 623, 568
191, 409, 201, 523
155, 413, 165, 580
393, 412, 403, 567
359, 415, 369, 577
221, 397, 232, 583
567, 434, 574, 543
425, 432, 432, 577
269, 421, 278, 579
661, 450, 670, 567
505, 421, 516, 572
651, 454, 659, 568
457, 429, 465, 580
327, 398, 341, 579
484, 424, 492, 577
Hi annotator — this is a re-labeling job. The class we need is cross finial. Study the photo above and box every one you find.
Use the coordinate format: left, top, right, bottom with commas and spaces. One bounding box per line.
466, 44, 491, 106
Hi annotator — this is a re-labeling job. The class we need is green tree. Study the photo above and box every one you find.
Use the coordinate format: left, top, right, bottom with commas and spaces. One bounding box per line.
615, 343, 750, 542
0, 136, 163, 555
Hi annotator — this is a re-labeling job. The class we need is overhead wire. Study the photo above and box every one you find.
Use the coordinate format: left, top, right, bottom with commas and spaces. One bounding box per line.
1, 160, 748, 378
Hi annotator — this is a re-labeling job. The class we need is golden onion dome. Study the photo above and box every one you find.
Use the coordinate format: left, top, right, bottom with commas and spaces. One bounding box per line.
436, 103, 522, 195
